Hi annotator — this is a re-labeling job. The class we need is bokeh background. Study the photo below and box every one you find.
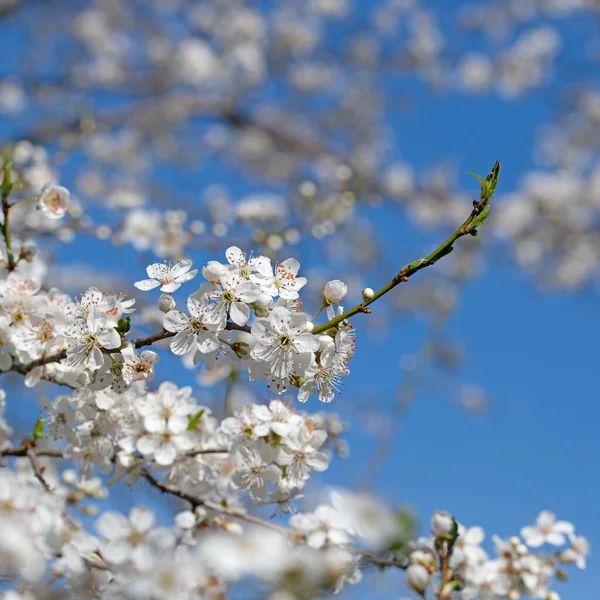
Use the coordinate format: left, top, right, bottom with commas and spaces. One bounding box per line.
1, 0, 599, 597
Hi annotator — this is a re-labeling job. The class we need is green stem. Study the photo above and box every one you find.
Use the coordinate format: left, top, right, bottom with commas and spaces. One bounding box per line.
311, 302, 327, 322
2, 192, 14, 271
312, 193, 492, 335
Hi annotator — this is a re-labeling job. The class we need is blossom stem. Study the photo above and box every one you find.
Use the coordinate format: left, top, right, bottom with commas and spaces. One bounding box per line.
312, 196, 492, 336
311, 302, 327, 322
1, 185, 15, 271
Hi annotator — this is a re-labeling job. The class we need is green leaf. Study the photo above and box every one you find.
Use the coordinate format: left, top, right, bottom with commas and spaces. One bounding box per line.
485, 160, 501, 199
32, 417, 46, 441
386, 508, 419, 554
468, 172, 485, 187
187, 409, 205, 431
1, 162, 13, 198
469, 160, 501, 203
406, 258, 426, 271
471, 204, 491, 229
437, 245, 454, 259
116, 317, 130, 334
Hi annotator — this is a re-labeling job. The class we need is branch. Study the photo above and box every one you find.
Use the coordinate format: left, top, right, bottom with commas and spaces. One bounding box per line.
0, 446, 65, 458
142, 469, 289, 534
142, 469, 408, 570
312, 162, 501, 335
7, 321, 251, 376
0, 445, 406, 571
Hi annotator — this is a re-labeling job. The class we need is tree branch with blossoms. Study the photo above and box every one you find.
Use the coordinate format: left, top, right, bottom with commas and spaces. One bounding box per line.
0, 157, 590, 600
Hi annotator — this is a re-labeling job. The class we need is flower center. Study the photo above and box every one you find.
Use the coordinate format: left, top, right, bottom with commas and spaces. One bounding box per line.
220, 290, 235, 305
239, 265, 251, 279
85, 333, 99, 349
277, 333, 294, 349
189, 317, 205, 332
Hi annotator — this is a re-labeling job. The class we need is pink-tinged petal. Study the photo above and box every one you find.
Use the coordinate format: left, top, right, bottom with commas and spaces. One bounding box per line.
155, 443, 177, 465
98, 328, 121, 350
225, 246, 245, 265
294, 333, 319, 354
170, 259, 192, 278
160, 281, 180, 293
163, 310, 189, 333
230, 301, 250, 326
129, 507, 155, 533
170, 330, 196, 356
134, 279, 161, 291
174, 269, 198, 284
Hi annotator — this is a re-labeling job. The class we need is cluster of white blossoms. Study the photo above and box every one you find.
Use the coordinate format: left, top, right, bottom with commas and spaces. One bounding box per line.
0, 165, 589, 600
404, 510, 589, 600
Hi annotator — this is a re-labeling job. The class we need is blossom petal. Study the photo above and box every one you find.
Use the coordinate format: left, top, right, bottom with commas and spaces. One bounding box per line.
134, 279, 161, 291
163, 310, 189, 333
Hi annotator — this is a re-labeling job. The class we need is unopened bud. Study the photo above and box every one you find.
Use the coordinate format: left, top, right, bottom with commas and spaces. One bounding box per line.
318, 335, 334, 352
305, 321, 314, 333
546, 592, 560, 600
323, 279, 348, 305
431, 510, 455, 538
202, 261, 225, 283
508, 590, 520, 600
158, 294, 176, 313
554, 568, 568, 582
362, 287, 375, 301
231, 342, 251, 359
405, 564, 429, 595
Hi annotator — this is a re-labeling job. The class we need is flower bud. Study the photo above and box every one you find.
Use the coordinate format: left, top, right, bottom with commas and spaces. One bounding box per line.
318, 335, 334, 352
508, 590, 520, 600
431, 510, 455, 538
305, 321, 314, 333
323, 279, 348, 305
546, 592, 560, 600
362, 287, 375, 301
405, 564, 429, 595
558, 549, 576, 564
202, 261, 225, 283
38, 183, 70, 219
158, 293, 176, 313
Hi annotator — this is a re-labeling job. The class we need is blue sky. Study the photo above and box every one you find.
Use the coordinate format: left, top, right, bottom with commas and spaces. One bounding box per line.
3, 2, 599, 597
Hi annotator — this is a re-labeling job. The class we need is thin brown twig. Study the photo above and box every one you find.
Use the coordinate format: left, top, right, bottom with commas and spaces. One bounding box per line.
6, 321, 251, 376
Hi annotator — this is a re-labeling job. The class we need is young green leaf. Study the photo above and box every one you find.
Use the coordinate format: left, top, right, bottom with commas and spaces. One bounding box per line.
471, 204, 491, 229
187, 409, 205, 431
32, 417, 46, 441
